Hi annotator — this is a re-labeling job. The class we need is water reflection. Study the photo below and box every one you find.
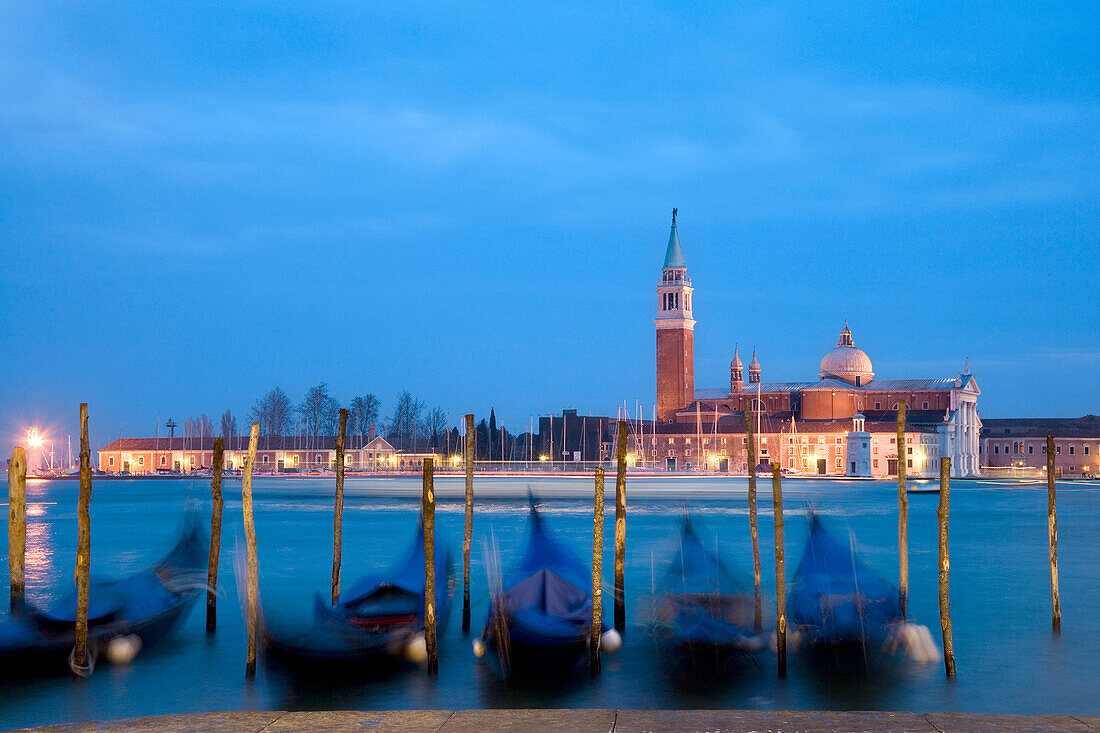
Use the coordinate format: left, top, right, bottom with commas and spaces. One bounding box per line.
0, 476, 1097, 729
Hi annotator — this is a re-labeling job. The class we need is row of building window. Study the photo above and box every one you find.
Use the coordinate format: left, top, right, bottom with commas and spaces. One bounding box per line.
992, 443, 1095, 455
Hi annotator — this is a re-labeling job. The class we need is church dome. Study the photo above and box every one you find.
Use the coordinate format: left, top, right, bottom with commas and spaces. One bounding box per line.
818, 322, 874, 385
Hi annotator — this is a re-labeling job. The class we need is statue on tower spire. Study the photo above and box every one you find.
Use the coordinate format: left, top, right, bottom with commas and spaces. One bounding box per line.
672, 207, 677, 225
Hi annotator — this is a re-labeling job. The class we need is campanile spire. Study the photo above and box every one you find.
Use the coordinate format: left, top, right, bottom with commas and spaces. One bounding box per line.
655, 208, 695, 422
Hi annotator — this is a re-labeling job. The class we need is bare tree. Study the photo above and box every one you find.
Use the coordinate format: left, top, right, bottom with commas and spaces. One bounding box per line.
349, 394, 381, 437
197, 414, 214, 439
388, 389, 425, 450
221, 410, 237, 439
250, 387, 293, 436
299, 383, 341, 436
424, 407, 448, 450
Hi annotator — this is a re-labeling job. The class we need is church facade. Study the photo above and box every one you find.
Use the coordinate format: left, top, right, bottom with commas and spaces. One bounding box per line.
650, 212, 982, 478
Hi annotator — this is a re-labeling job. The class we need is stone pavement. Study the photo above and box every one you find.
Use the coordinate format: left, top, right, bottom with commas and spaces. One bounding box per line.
12, 710, 1100, 732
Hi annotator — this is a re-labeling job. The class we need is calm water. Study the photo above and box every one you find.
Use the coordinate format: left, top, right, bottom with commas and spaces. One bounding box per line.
0, 475, 1097, 729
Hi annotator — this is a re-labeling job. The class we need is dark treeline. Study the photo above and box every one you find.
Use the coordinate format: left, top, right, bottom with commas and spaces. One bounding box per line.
473, 408, 539, 462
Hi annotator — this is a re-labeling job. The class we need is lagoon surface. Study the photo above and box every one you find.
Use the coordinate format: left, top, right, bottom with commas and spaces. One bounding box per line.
1, 475, 1097, 729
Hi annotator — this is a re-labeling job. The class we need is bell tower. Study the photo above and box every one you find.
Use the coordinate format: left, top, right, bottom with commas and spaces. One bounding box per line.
655, 208, 695, 422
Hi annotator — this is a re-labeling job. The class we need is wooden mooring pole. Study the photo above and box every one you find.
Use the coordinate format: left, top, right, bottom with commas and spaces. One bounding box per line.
8, 446, 27, 613
242, 422, 259, 679
746, 407, 761, 632
897, 399, 908, 619
591, 467, 605, 675
206, 437, 224, 632
331, 409, 347, 605
771, 463, 786, 678
1047, 435, 1061, 633
614, 420, 627, 633
71, 403, 92, 677
462, 413, 474, 632
423, 457, 438, 675
938, 457, 956, 678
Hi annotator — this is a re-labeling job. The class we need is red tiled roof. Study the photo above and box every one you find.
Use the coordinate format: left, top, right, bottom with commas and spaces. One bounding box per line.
99, 435, 380, 451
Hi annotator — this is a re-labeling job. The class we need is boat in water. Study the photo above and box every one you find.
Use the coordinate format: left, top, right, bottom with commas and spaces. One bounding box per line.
788, 514, 938, 670
262, 521, 453, 673
652, 519, 763, 675
0, 512, 207, 678
476, 502, 618, 678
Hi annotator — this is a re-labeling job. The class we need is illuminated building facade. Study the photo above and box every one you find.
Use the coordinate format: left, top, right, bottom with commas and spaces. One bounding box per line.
980, 416, 1100, 478
650, 214, 982, 477
97, 434, 446, 474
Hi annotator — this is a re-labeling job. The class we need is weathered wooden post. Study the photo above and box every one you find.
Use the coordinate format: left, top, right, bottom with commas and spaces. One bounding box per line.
71, 403, 92, 677
423, 457, 438, 674
897, 399, 908, 619
591, 467, 605, 675
8, 446, 27, 613
614, 420, 627, 633
206, 437, 225, 632
938, 457, 956, 678
745, 406, 761, 631
771, 463, 786, 678
1047, 435, 1061, 632
242, 422, 260, 679
331, 408, 347, 605
462, 413, 474, 632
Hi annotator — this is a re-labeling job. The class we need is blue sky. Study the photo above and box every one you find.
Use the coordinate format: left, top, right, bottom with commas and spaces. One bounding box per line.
1, 2, 1097, 453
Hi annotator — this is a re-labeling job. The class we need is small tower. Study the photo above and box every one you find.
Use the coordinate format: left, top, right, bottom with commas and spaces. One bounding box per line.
846, 413, 871, 477
730, 347, 743, 394
655, 208, 696, 421
837, 319, 855, 347
748, 349, 761, 384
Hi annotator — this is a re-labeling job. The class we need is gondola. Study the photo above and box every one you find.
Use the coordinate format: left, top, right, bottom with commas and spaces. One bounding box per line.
652, 519, 763, 673
476, 502, 617, 678
0, 512, 208, 678
262, 521, 453, 672
787, 514, 904, 669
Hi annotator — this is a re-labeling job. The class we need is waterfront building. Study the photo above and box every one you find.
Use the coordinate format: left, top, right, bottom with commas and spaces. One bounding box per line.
980, 415, 1100, 478
97, 434, 447, 474
650, 211, 982, 477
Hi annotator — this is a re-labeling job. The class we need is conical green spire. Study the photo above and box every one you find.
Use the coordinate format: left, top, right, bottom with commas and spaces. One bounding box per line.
663, 207, 685, 269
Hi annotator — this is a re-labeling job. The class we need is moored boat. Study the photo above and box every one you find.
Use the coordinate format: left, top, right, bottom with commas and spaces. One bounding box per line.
653, 519, 763, 675
262, 521, 453, 672
0, 512, 207, 678
476, 502, 618, 678
788, 514, 937, 670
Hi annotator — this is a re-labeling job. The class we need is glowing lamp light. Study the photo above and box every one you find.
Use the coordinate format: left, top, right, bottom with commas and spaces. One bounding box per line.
27, 428, 42, 448
539, 455, 549, 461
451, 455, 461, 466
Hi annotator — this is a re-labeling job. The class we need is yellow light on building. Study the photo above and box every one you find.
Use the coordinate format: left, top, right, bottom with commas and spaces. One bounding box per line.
539, 455, 548, 461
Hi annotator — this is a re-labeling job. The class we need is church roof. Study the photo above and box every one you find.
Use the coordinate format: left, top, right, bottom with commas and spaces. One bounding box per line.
99, 435, 381, 451
862, 378, 960, 391
696, 383, 811, 399
663, 213, 686, 268
802, 378, 861, 391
